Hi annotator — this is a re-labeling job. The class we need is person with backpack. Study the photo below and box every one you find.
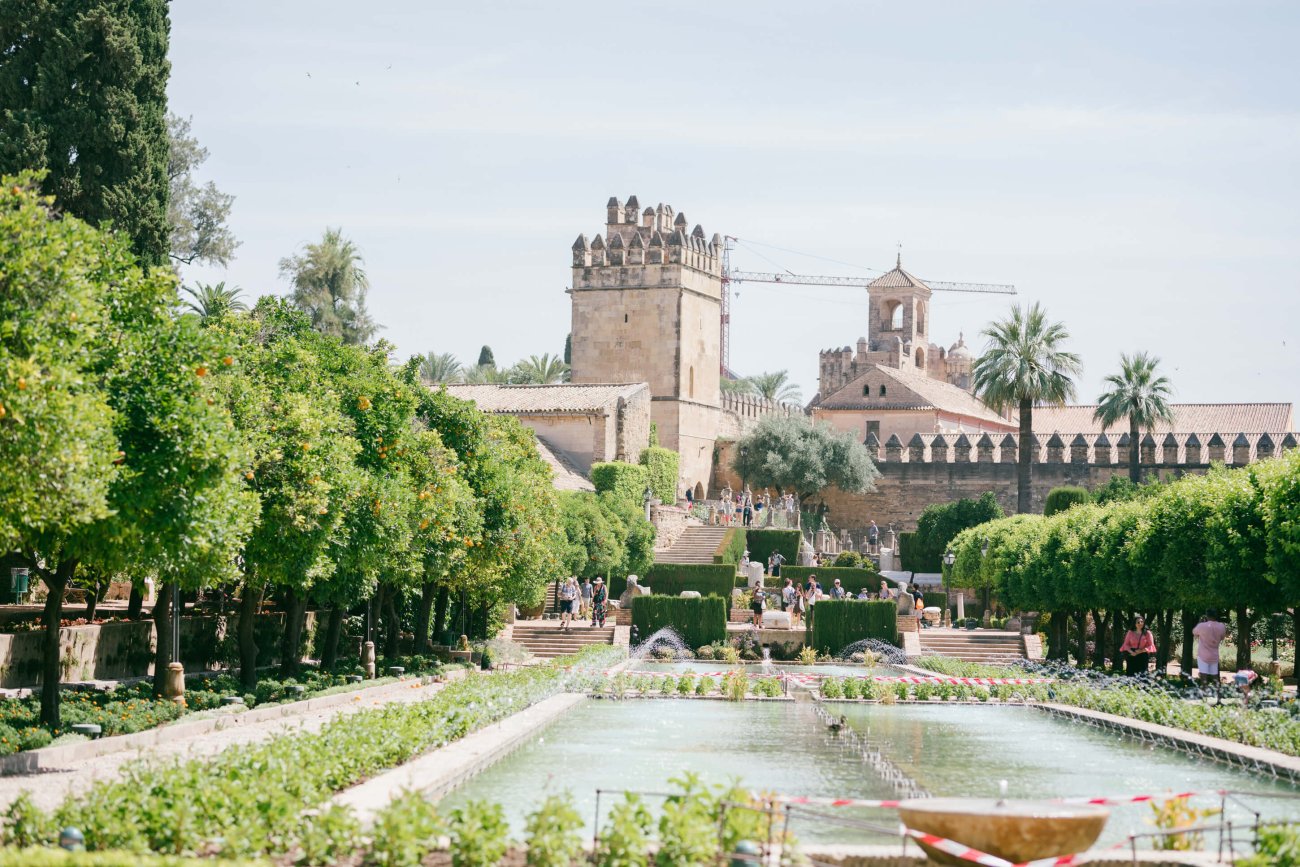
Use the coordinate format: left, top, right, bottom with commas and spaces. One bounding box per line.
558, 577, 579, 631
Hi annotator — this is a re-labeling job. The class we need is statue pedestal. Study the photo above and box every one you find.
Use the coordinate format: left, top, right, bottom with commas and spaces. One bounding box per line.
362, 641, 377, 678
163, 662, 186, 705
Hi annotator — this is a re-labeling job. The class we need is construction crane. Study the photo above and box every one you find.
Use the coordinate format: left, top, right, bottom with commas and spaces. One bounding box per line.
719, 236, 1016, 374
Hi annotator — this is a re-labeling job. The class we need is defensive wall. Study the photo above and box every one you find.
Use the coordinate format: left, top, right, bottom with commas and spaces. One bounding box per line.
812, 429, 1297, 533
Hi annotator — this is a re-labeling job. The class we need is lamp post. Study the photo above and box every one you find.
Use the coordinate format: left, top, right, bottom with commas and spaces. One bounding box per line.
1270, 612, 1286, 678
979, 538, 991, 626
942, 549, 955, 628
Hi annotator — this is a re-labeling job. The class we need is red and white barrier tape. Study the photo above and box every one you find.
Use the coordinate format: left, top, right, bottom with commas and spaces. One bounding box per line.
603, 670, 1050, 685
904, 827, 1095, 867
770, 795, 902, 809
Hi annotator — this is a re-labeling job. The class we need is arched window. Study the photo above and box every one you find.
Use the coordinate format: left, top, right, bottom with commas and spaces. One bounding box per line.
863, 384, 871, 396
915, 347, 926, 369
879, 384, 887, 397
689, 366, 695, 399
885, 300, 903, 331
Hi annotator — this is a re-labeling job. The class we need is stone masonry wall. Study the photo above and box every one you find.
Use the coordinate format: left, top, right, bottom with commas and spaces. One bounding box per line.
816, 431, 1294, 533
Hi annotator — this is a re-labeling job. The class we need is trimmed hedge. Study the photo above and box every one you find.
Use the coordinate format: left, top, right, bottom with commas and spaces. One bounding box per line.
780, 566, 887, 594
922, 591, 947, 611
712, 528, 746, 565
806, 600, 898, 653
622, 563, 737, 599
632, 595, 727, 648
590, 461, 650, 509
1043, 485, 1091, 516
639, 446, 679, 503
745, 529, 800, 566
897, 531, 919, 571
0, 854, 265, 867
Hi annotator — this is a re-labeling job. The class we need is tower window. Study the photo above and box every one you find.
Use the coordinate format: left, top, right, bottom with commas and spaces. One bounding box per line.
624, 314, 628, 323
863, 385, 870, 396
879, 385, 887, 397
884, 300, 903, 331
915, 347, 926, 369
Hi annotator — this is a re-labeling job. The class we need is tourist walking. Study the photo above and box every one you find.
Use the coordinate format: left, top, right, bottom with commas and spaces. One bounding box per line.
558, 577, 579, 631
781, 577, 796, 612
1119, 615, 1156, 676
868, 520, 879, 554
591, 577, 608, 627
770, 549, 784, 578
580, 578, 593, 619
1192, 609, 1228, 681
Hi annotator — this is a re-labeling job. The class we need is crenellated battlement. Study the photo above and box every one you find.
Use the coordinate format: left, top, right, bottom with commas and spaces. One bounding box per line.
721, 391, 801, 422
865, 430, 1297, 467
571, 195, 722, 276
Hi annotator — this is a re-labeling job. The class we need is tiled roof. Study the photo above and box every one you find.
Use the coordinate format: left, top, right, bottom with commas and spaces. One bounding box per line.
867, 264, 930, 291
1032, 403, 1294, 435
441, 383, 646, 415
534, 437, 594, 492
818, 364, 1013, 429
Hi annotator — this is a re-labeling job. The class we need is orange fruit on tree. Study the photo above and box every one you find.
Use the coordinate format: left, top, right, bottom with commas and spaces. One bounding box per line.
222, 356, 234, 366
16, 377, 26, 391
195, 366, 208, 377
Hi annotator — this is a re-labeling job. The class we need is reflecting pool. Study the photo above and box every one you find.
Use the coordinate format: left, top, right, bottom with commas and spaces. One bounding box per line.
439, 698, 1298, 848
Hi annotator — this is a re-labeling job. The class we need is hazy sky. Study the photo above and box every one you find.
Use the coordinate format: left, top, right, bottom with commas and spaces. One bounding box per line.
170, 2, 1300, 411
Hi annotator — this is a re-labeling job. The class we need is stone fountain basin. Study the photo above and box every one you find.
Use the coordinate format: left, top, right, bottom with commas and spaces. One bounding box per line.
898, 798, 1109, 866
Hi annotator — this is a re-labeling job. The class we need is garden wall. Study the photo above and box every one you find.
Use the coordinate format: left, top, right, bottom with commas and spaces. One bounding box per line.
0, 613, 315, 688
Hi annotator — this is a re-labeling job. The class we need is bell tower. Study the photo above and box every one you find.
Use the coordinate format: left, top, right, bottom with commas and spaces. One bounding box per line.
866, 254, 933, 371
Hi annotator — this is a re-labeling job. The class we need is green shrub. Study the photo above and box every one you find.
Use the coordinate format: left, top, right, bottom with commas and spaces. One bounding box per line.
634, 563, 736, 598
596, 794, 654, 867
590, 462, 650, 509
370, 790, 444, 867
450, 800, 510, 867
745, 529, 799, 566
1043, 485, 1091, 516
922, 592, 947, 611
0, 853, 266, 866
780, 566, 884, 594
806, 600, 898, 654
903, 492, 1004, 572
832, 550, 863, 568
525, 792, 584, 867
639, 446, 679, 503
631, 596, 727, 649
711, 528, 746, 565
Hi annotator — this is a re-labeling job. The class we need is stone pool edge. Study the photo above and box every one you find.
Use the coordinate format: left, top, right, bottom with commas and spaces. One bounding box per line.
331, 691, 586, 824
1033, 702, 1300, 785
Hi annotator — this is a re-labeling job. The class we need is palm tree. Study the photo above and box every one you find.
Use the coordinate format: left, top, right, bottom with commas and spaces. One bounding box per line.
972, 303, 1082, 514
1093, 352, 1175, 484
509, 353, 569, 384
419, 352, 462, 384
461, 364, 507, 384
180, 281, 247, 321
746, 370, 802, 404
279, 227, 377, 345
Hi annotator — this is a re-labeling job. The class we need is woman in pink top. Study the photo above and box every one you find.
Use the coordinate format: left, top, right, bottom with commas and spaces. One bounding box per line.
1191, 609, 1228, 680
1119, 615, 1156, 676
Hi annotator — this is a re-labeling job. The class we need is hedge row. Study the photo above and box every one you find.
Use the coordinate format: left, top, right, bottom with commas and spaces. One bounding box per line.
630, 563, 737, 598
590, 461, 649, 509
806, 600, 898, 653
640, 447, 679, 503
745, 529, 800, 566
712, 528, 747, 565
631, 595, 727, 648
923, 591, 948, 611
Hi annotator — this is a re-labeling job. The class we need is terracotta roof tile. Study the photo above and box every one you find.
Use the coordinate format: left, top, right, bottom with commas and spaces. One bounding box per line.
1032, 403, 1294, 435
817, 364, 1012, 428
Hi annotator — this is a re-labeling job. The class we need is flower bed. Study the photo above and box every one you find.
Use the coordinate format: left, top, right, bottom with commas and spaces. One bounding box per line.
0, 653, 451, 754
31, 645, 624, 857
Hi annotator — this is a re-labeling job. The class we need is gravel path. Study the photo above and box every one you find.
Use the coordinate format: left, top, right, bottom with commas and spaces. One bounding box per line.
0, 679, 446, 812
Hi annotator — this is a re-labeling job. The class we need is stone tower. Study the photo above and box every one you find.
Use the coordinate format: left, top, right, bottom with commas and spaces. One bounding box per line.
568, 196, 724, 497
867, 253, 933, 372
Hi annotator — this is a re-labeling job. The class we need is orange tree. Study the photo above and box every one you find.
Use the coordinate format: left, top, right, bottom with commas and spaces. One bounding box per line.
1, 175, 252, 724
205, 300, 361, 690
417, 387, 563, 640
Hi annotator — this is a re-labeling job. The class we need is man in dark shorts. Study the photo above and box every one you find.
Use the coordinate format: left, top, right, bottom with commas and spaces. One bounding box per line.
750, 587, 766, 627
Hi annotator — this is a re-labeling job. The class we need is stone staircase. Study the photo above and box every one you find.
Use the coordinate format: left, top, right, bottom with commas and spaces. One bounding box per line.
916, 629, 1026, 663
510, 623, 616, 659
653, 525, 729, 565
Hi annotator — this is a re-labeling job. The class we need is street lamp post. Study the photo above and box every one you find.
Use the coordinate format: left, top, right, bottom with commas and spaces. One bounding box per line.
942, 549, 956, 628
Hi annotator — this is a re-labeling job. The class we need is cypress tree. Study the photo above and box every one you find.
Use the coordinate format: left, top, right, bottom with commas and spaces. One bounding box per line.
477, 345, 495, 368
0, 0, 172, 266
563, 333, 572, 365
